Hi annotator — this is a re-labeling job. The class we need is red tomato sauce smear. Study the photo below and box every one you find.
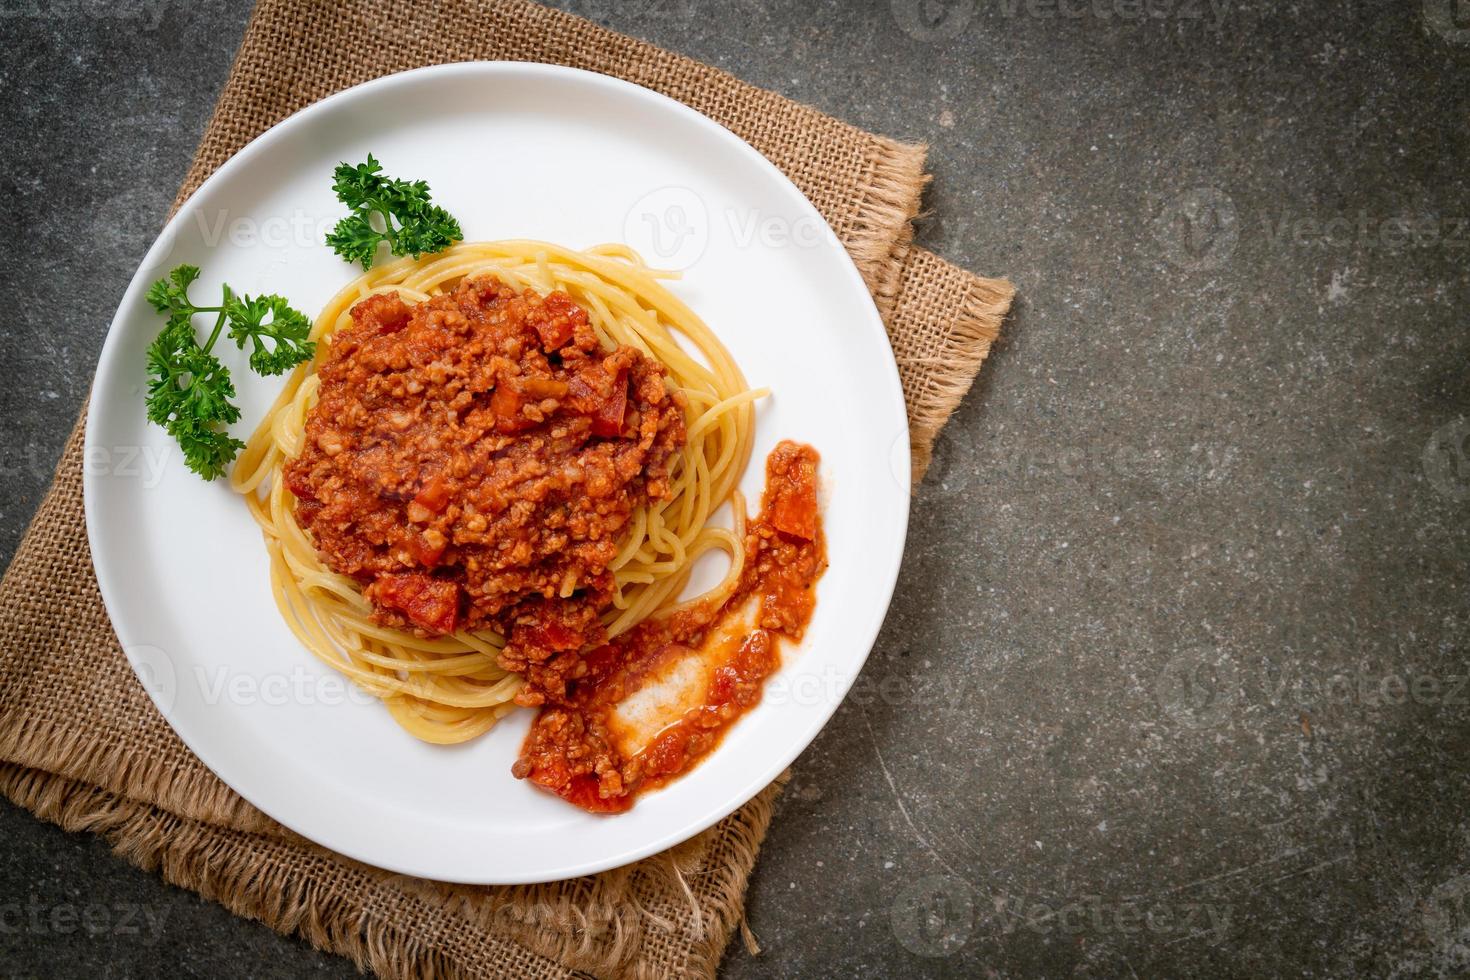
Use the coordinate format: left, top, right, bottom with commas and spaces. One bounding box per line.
512, 441, 827, 813
283, 276, 686, 704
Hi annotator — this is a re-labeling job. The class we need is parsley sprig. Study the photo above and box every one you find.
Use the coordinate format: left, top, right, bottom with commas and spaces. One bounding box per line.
325, 155, 463, 269
143, 265, 315, 480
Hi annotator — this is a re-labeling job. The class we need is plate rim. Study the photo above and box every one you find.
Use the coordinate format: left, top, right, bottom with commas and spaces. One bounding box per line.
83, 60, 911, 883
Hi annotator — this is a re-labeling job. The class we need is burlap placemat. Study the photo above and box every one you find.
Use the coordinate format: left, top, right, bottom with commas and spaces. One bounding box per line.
0, 1, 1013, 976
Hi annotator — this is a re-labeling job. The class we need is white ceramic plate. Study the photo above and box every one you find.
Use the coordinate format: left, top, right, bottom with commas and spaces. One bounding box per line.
85, 62, 909, 884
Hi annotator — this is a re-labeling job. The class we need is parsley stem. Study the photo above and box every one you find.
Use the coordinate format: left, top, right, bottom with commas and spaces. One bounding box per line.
375, 200, 398, 248
202, 285, 233, 354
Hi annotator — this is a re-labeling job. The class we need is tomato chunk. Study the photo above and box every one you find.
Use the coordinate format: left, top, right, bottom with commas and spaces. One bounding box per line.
413, 472, 451, 514
366, 573, 459, 634
403, 531, 447, 567
283, 463, 317, 502
641, 728, 692, 779
534, 293, 586, 351
350, 293, 411, 334
533, 313, 574, 351
708, 665, 740, 705
523, 618, 584, 653
490, 383, 533, 433
765, 443, 819, 540
560, 774, 632, 814
591, 368, 629, 437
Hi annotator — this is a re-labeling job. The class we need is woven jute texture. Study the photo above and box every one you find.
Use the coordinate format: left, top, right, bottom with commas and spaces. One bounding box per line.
0, 1, 1013, 977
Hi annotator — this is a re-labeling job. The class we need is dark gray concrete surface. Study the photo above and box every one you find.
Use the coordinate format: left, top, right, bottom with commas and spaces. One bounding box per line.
2, 0, 1468, 976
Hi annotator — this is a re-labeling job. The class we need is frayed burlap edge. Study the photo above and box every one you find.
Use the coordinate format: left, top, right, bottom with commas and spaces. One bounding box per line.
844, 141, 930, 295
910, 276, 1012, 480
0, 692, 272, 833
0, 760, 788, 979
885, 245, 1014, 480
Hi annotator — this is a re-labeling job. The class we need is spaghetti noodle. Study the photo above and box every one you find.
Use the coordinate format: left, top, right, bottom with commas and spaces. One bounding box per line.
230, 241, 759, 744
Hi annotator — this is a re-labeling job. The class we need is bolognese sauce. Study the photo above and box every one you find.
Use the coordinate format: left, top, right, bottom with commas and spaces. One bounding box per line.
282, 276, 686, 701
513, 441, 826, 813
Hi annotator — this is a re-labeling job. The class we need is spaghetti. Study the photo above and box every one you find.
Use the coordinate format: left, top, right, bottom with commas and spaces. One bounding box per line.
230, 241, 759, 744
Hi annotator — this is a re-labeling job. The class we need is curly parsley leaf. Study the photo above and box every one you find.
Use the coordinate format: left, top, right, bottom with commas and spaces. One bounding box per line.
146, 335, 241, 429
144, 264, 201, 316
325, 154, 463, 269
171, 420, 246, 482
142, 266, 312, 480
323, 212, 383, 269
226, 294, 315, 376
